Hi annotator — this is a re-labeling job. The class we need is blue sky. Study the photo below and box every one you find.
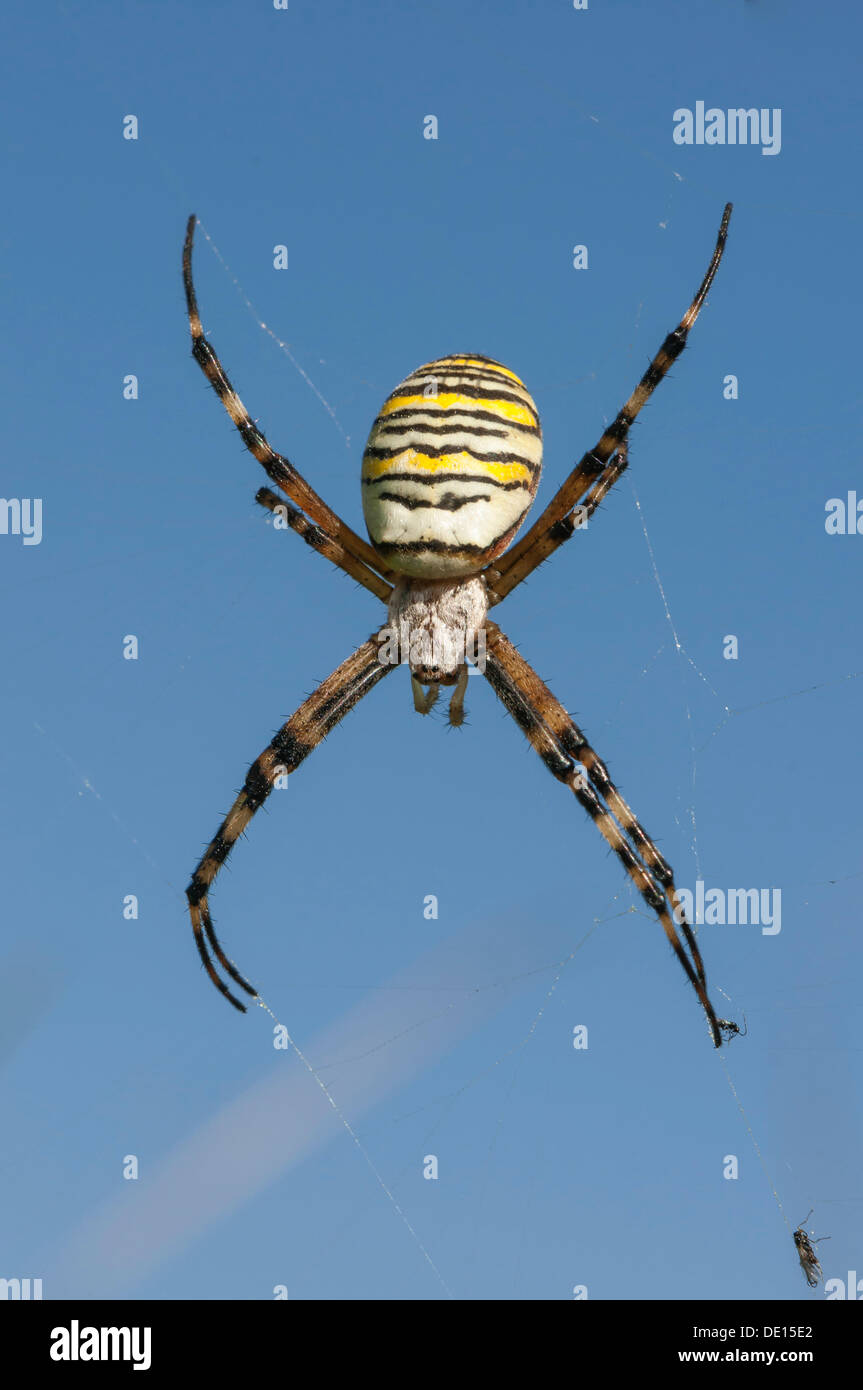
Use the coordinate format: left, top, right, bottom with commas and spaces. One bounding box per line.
2, 0, 861, 1300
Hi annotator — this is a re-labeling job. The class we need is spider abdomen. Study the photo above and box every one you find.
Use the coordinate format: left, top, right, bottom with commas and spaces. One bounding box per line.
362, 354, 542, 578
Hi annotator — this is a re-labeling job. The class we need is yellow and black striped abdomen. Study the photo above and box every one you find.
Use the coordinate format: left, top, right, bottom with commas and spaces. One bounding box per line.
361, 354, 542, 577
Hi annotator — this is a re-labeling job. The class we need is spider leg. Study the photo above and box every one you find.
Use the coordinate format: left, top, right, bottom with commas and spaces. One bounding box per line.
485, 204, 731, 600
255, 487, 392, 603
483, 621, 722, 1047
494, 610, 710, 994
183, 215, 393, 584
186, 627, 395, 1010
487, 441, 629, 604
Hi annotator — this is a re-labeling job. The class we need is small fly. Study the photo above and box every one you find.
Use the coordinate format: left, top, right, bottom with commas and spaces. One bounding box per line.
793, 1210, 829, 1288
716, 1015, 747, 1042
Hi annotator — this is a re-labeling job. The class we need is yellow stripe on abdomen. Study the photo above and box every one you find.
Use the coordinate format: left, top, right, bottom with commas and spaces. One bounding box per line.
363, 450, 535, 488
362, 355, 542, 578
380, 392, 538, 430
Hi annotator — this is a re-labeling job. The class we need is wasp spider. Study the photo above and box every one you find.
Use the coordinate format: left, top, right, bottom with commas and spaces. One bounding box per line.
183, 205, 732, 1046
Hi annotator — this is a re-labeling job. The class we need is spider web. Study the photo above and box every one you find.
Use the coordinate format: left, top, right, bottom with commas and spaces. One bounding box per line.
12, 80, 862, 1303
32, 429, 860, 1298
200, 210, 861, 1296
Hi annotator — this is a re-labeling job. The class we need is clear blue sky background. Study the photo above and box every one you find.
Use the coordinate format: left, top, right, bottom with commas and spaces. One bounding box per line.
2, 0, 861, 1301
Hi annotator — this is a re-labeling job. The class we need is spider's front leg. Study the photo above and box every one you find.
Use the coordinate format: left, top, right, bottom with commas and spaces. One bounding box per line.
482, 621, 723, 1047
255, 486, 393, 603
487, 441, 630, 605
486, 204, 732, 601
183, 215, 393, 587
187, 628, 395, 1009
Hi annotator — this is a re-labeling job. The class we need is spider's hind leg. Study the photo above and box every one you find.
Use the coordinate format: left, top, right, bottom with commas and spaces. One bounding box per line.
482, 620, 724, 1047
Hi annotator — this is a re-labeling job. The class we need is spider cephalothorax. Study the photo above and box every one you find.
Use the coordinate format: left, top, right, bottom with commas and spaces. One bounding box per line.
183, 205, 733, 1047
384, 571, 487, 694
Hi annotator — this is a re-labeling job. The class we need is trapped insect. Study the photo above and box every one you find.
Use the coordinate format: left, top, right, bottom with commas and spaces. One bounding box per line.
717, 1016, 747, 1042
793, 1210, 829, 1288
183, 205, 732, 1044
